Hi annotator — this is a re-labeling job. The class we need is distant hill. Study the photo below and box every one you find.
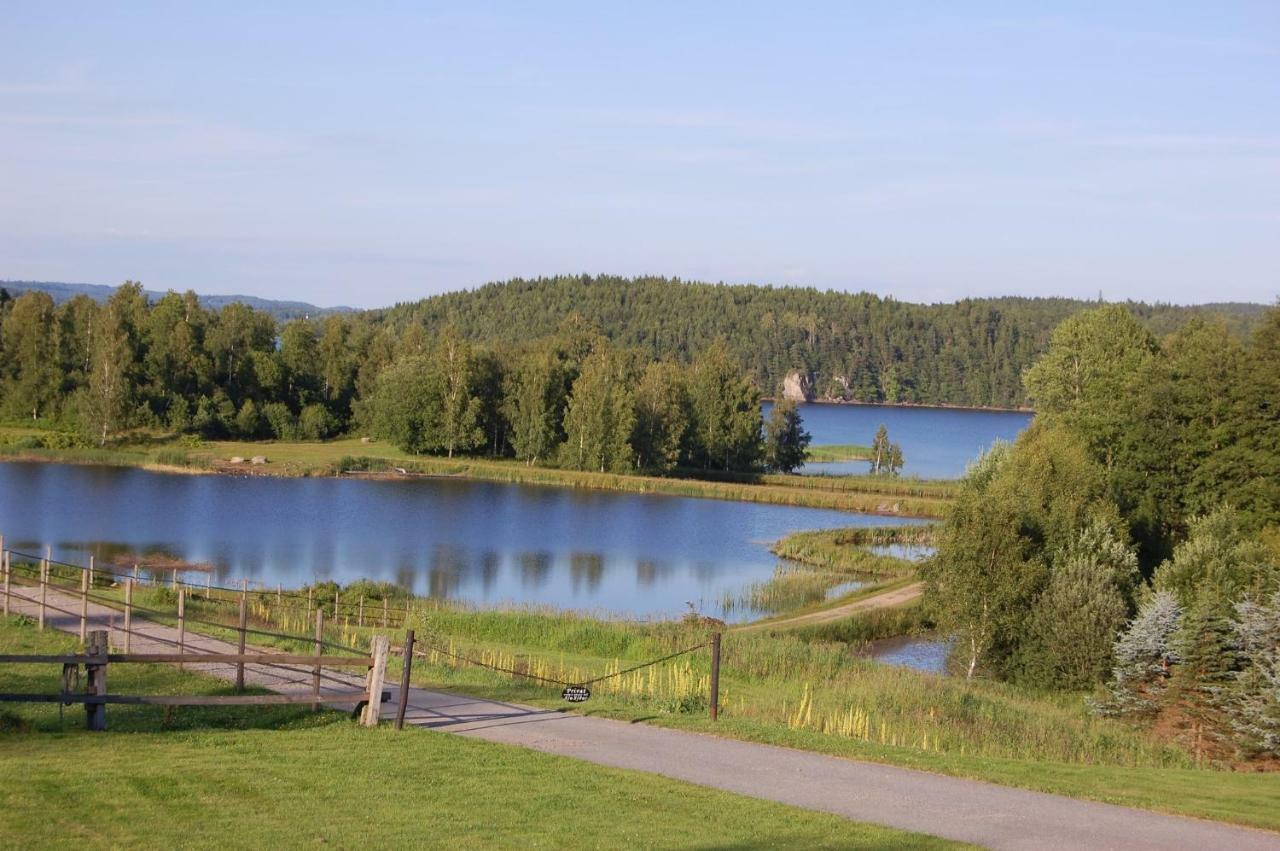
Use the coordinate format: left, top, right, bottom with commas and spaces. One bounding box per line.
373, 275, 1272, 408
0, 280, 352, 321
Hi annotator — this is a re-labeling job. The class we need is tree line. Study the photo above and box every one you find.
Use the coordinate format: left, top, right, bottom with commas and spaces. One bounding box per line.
922, 303, 1280, 761
373, 275, 1267, 408
0, 283, 818, 475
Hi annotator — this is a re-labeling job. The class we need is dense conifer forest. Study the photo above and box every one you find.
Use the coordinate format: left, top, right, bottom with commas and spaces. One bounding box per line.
375, 275, 1266, 408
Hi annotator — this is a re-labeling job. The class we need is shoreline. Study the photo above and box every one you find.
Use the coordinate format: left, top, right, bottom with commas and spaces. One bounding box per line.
766, 397, 1035, 414
0, 443, 951, 519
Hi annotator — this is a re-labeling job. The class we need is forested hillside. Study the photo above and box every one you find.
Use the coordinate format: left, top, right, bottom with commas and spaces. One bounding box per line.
2, 280, 350, 321
375, 276, 1267, 408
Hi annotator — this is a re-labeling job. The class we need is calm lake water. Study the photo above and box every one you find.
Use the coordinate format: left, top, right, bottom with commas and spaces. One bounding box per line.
0, 461, 922, 622
764, 402, 1032, 479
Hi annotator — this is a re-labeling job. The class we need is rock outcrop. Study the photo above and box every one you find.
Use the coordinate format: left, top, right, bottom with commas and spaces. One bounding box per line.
781, 370, 814, 402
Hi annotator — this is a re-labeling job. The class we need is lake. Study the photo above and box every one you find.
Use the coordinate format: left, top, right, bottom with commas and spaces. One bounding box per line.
764, 401, 1032, 479
0, 461, 922, 622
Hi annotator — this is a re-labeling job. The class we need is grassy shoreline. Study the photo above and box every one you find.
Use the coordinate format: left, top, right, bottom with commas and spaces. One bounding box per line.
806, 443, 874, 462
0, 427, 952, 517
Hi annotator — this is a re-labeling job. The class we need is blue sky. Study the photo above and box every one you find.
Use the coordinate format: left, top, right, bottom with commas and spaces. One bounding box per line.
2, 2, 1277, 308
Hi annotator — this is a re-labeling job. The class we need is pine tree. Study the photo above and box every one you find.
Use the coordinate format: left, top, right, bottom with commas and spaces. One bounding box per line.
1228, 591, 1280, 756
1020, 523, 1137, 689
1096, 590, 1182, 717
764, 398, 811, 473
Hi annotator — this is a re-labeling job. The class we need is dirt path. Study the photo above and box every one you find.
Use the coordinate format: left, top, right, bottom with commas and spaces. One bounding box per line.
7, 586, 1279, 851
734, 580, 924, 632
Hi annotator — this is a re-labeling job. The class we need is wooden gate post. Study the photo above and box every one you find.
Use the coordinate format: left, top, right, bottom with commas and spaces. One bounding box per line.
395, 629, 415, 730
177, 588, 186, 668
312, 608, 324, 710
38, 554, 48, 630
85, 629, 109, 731
363, 635, 389, 727
709, 632, 722, 722
235, 586, 248, 691
123, 579, 133, 653
79, 567, 89, 642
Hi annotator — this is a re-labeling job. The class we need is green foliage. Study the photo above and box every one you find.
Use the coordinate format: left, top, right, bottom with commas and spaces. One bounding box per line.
922, 425, 1120, 680
1017, 523, 1138, 690
561, 344, 636, 472
1097, 590, 1182, 718
631, 360, 688, 473
686, 339, 762, 471
1153, 508, 1278, 609
375, 274, 1265, 408
1228, 591, 1280, 756
1024, 305, 1159, 467
763, 398, 811, 473
869, 424, 904, 475
503, 346, 565, 465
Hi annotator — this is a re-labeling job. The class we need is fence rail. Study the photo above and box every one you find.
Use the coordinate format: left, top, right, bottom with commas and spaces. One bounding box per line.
0, 537, 722, 723
0, 629, 392, 731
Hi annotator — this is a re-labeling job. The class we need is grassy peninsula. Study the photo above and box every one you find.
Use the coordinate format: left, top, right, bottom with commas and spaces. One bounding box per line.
0, 426, 953, 518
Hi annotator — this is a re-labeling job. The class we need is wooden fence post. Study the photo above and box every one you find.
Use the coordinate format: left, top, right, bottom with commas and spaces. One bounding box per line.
312, 608, 324, 710
382, 597, 388, 628
206, 572, 212, 599
88, 554, 95, 589
2, 549, 9, 618
236, 585, 248, 691
395, 629, 415, 730
133, 563, 139, 586
38, 555, 47, 630
86, 629, 109, 731
358, 596, 364, 628
177, 588, 186, 668
124, 579, 133, 653
709, 632, 721, 722
79, 567, 89, 642
306, 587, 313, 624
363, 635, 389, 727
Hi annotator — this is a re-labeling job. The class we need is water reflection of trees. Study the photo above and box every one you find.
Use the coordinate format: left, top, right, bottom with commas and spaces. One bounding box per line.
518, 552, 552, 588
569, 552, 604, 593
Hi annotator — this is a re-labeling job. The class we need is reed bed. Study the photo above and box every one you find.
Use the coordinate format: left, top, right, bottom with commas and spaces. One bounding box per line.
772, 525, 937, 573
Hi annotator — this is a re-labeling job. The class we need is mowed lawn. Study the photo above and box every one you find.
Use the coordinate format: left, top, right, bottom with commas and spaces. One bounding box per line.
0, 620, 959, 850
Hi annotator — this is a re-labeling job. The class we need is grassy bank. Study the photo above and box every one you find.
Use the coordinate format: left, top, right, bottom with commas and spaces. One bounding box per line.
724, 525, 929, 617
806, 443, 873, 462
0, 426, 952, 518
0, 618, 954, 850
772, 525, 938, 572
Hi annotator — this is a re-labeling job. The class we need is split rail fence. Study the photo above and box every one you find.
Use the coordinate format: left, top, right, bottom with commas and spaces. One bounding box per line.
0, 536, 723, 727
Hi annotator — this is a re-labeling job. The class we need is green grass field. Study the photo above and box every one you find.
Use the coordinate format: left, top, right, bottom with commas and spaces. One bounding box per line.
0, 618, 959, 850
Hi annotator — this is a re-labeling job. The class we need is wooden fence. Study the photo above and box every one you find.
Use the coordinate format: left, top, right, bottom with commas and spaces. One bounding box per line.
0, 629, 398, 731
